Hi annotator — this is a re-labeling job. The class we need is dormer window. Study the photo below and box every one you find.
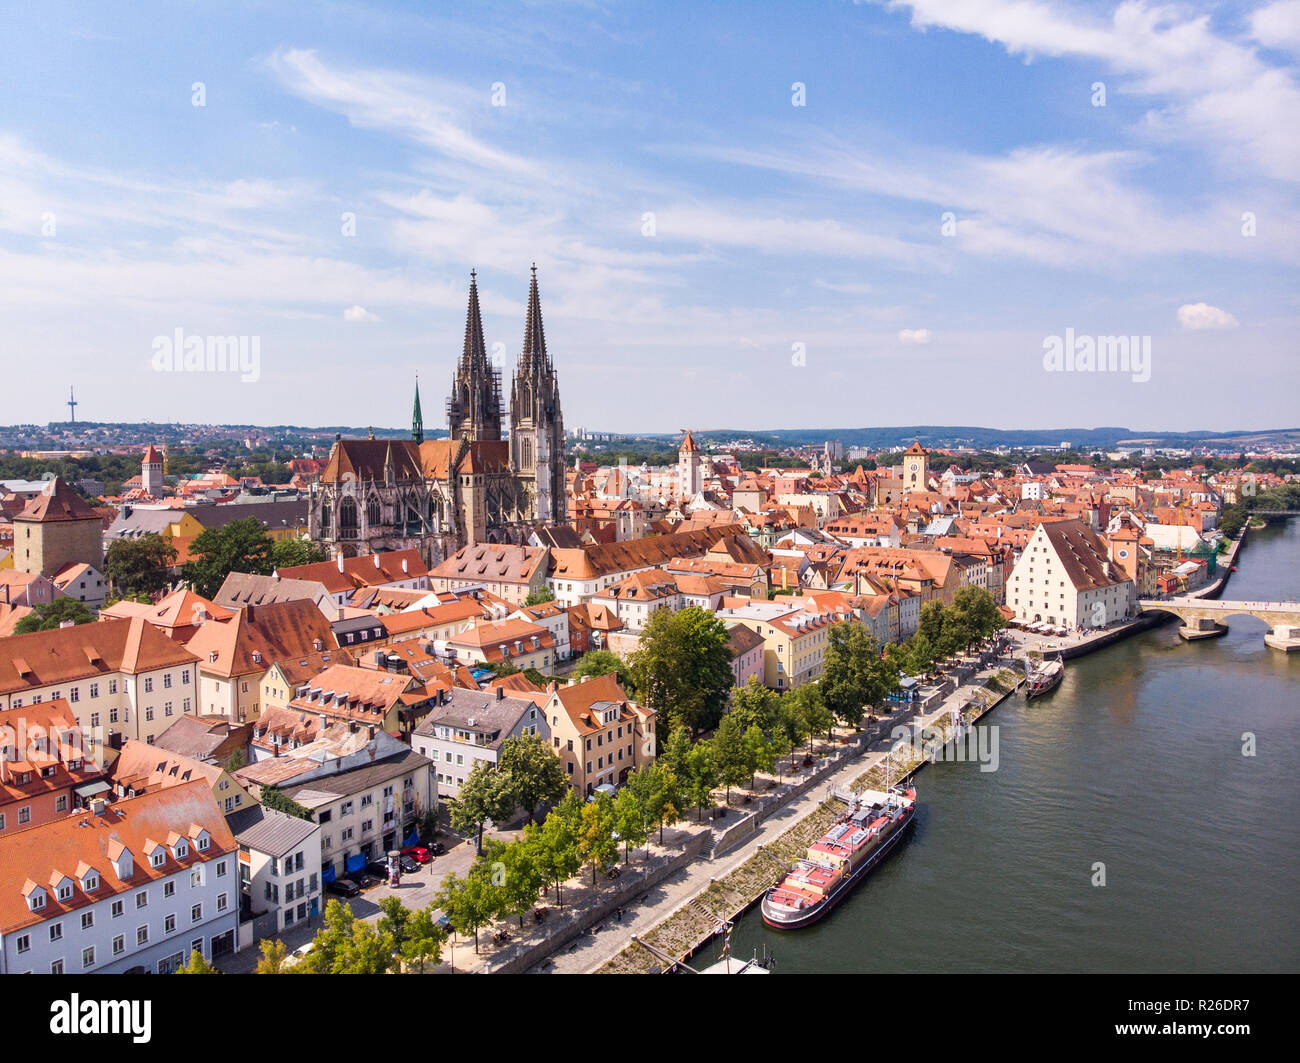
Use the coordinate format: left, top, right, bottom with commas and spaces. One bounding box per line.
82, 873, 98, 893
195, 833, 210, 852
57, 882, 73, 902
174, 842, 189, 860
150, 849, 165, 868
29, 892, 46, 911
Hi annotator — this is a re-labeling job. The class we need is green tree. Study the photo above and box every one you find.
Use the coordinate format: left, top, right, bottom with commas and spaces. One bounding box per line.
400, 904, 447, 973
14, 597, 96, 634
485, 836, 548, 928
524, 587, 556, 606
337, 919, 397, 974
628, 606, 734, 737
627, 762, 681, 845
182, 517, 274, 598
728, 676, 781, 734
377, 896, 411, 947
104, 533, 176, 598
498, 731, 569, 824
775, 697, 809, 773
711, 715, 752, 806
947, 586, 1004, 651
577, 791, 619, 884
450, 762, 517, 853
435, 862, 501, 953
296, 900, 356, 973
743, 723, 776, 788
175, 948, 218, 974
660, 725, 694, 777
786, 683, 834, 750
271, 537, 326, 569
534, 791, 583, 907
820, 621, 896, 727
682, 741, 720, 821
612, 784, 649, 862
255, 938, 289, 974
260, 785, 313, 821
571, 649, 634, 692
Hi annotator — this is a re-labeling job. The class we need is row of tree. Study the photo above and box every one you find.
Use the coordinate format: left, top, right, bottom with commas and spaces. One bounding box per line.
448, 732, 571, 851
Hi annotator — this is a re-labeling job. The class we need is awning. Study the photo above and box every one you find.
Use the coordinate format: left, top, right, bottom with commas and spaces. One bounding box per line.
74, 780, 112, 799
403, 830, 420, 850
321, 864, 336, 884
345, 854, 366, 875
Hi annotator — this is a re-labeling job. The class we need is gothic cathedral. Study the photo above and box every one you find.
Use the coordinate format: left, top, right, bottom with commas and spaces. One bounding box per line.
309, 267, 566, 564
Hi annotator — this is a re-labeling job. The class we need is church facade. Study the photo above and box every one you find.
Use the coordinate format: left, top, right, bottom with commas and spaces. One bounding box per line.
308, 267, 566, 564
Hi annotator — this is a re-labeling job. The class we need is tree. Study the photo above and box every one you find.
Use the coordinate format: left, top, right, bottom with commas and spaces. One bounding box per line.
918, 600, 948, 654
728, 676, 781, 734
451, 761, 517, 853
628, 606, 734, 736
14, 598, 95, 634
260, 785, 313, 821
498, 731, 568, 824
660, 725, 694, 777
682, 741, 719, 821
534, 791, 583, 907
400, 905, 447, 973
820, 621, 895, 727
524, 587, 556, 606
435, 862, 501, 953
485, 836, 548, 928
743, 723, 776, 788
612, 785, 649, 862
377, 896, 411, 947
182, 517, 274, 598
711, 715, 752, 806
948, 586, 1004, 651
571, 649, 634, 692
337, 919, 397, 974
577, 791, 619, 884
775, 697, 809, 773
786, 683, 833, 750
271, 537, 326, 569
296, 900, 355, 973
255, 938, 289, 974
417, 810, 439, 845
627, 762, 681, 845
175, 948, 218, 974
104, 533, 176, 598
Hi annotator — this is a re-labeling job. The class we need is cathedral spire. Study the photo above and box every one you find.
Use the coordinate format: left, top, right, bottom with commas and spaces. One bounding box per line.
447, 269, 502, 441
461, 268, 489, 371
519, 262, 549, 374
412, 373, 424, 445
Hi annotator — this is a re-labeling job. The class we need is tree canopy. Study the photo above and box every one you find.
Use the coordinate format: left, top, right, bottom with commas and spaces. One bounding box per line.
628, 606, 734, 737
182, 517, 274, 597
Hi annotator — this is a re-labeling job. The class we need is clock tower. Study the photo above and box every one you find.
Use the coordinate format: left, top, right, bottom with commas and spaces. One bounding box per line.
903, 440, 929, 491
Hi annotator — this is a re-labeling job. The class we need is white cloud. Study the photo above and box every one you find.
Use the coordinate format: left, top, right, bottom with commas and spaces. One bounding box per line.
1252, 1, 1300, 55
1177, 302, 1238, 329
899, 328, 932, 344
343, 305, 379, 322
877, 0, 1300, 182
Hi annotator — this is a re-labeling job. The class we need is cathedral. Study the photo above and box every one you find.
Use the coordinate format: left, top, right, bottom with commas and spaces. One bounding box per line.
308, 266, 566, 564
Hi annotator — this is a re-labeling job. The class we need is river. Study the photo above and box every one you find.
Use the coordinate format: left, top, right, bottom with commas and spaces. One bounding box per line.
719, 518, 1300, 973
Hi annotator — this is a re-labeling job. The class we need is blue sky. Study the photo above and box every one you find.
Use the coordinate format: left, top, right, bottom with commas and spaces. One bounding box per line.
2, 0, 1297, 434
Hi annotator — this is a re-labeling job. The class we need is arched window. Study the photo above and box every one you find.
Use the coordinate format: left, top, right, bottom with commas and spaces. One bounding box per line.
366, 497, 381, 528
320, 501, 331, 530
339, 497, 358, 538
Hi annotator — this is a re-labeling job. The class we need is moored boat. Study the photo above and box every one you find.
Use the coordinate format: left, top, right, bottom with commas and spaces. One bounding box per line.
1023, 653, 1064, 698
760, 784, 917, 930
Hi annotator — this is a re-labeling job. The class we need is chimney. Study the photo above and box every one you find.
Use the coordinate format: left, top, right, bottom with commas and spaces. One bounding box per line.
496, 686, 504, 700
91, 797, 108, 816
337, 554, 345, 573
401, 558, 409, 574
246, 604, 256, 624
313, 638, 323, 652
373, 554, 381, 569
548, 681, 559, 694
60, 620, 75, 629
367, 724, 375, 739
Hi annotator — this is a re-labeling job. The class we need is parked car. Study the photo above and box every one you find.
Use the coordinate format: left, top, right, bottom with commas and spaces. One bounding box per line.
326, 878, 360, 898
402, 845, 432, 864
399, 854, 421, 875
429, 842, 447, 856
354, 873, 382, 890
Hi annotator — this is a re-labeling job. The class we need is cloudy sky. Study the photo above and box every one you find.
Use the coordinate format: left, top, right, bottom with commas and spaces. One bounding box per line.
2, 0, 1297, 433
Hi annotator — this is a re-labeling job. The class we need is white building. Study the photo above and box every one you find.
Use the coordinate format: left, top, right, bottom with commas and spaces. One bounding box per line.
1007, 520, 1135, 629
228, 804, 322, 947
0, 782, 239, 974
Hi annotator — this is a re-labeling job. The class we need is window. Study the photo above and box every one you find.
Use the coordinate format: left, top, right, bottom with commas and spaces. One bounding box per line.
70, 687, 80, 703
81, 911, 94, 930
109, 680, 118, 695
164, 673, 172, 689
82, 947, 95, 969
190, 869, 202, 888
164, 914, 176, 934
57, 882, 73, 901
183, 670, 191, 685
216, 893, 227, 912
196, 835, 209, 852
109, 707, 119, 724
136, 891, 148, 909
18, 806, 31, 825
145, 707, 154, 723
111, 899, 124, 918
215, 859, 226, 877
144, 678, 153, 693
137, 926, 149, 945
50, 923, 63, 941
164, 701, 174, 717
164, 882, 175, 898
192, 903, 202, 922
17, 933, 31, 953
90, 682, 99, 698
51, 959, 64, 975
112, 935, 125, 956
151, 849, 164, 867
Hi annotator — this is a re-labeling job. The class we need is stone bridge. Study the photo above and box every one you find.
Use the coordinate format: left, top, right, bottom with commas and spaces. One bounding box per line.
1138, 597, 1300, 651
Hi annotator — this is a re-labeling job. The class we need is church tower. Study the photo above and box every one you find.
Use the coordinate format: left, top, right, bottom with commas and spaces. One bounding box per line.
411, 374, 424, 445
678, 430, 702, 500
447, 270, 502, 441
509, 265, 566, 524
903, 440, 929, 491
141, 445, 164, 497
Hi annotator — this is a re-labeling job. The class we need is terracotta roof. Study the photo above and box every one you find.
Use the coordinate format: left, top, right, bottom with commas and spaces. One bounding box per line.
0, 780, 236, 933
15, 478, 99, 523
1039, 520, 1125, 591
0, 617, 199, 695
184, 600, 336, 678
550, 524, 747, 581
432, 543, 547, 585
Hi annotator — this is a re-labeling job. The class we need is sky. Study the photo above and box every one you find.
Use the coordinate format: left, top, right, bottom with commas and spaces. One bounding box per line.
1, 0, 1298, 434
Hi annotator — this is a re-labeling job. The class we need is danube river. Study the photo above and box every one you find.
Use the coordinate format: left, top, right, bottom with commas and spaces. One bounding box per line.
721, 518, 1300, 973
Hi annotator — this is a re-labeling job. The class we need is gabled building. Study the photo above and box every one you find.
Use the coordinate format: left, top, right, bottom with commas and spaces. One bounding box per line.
412, 687, 549, 796
1007, 519, 1135, 629
535, 673, 655, 796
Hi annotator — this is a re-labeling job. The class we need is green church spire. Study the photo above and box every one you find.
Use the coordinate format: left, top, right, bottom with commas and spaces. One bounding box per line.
412, 373, 424, 445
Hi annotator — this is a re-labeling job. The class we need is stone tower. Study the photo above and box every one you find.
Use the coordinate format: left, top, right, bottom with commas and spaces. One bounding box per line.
903, 440, 929, 492
509, 265, 566, 524
446, 270, 502, 442
678, 430, 702, 500
141, 445, 164, 497
14, 477, 104, 578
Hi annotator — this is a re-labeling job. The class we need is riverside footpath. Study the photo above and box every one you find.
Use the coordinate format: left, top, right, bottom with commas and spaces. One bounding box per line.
571, 653, 1020, 975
